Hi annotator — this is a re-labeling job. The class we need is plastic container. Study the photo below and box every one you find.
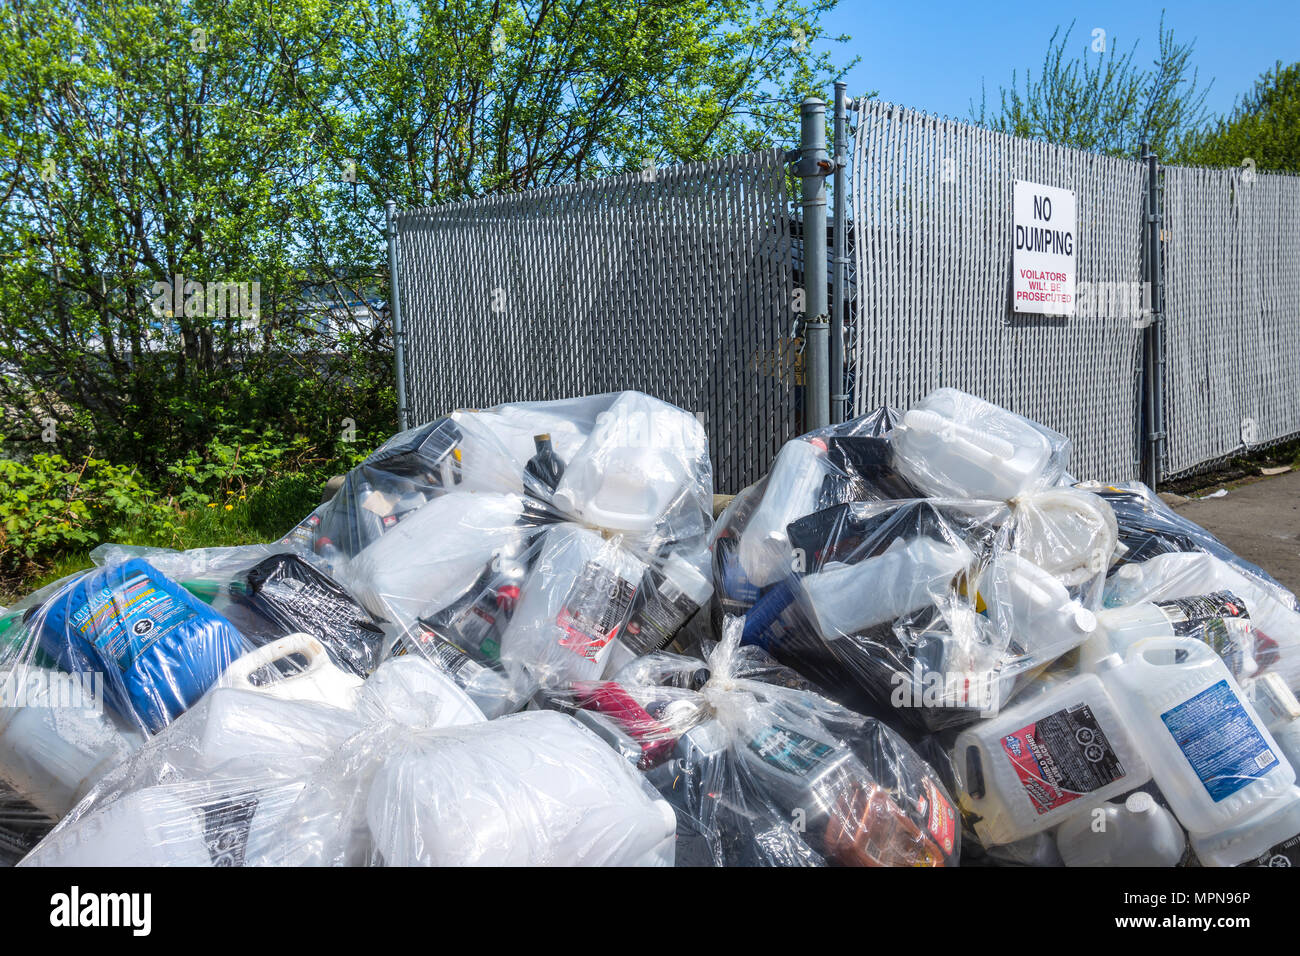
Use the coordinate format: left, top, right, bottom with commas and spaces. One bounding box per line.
499, 524, 647, 685
1105, 552, 1300, 687
1246, 673, 1300, 773
891, 389, 1058, 501
37, 559, 248, 734
738, 438, 831, 587
343, 492, 527, 627
953, 672, 1151, 846
20, 780, 308, 867
1082, 593, 1255, 675
364, 710, 678, 866
0, 665, 141, 818
551, 392, 707, 533
1052, 791, 1186, 867
800, 536, 974, 638
193, 689, 365, 772
1096, 636, 1294, 837
976, 553, 1098, 665
357, 655, 486, 729
1191, 786, 1300, 866
1009, 488, 1117, 589
217, 633, 364, 708
606, 553, 714, 674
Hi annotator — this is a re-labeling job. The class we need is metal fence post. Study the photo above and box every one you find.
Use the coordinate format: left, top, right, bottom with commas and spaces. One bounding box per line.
799, 96, 830, 432
830, 83, 850, 425
1139, 144, 1166, 488
385, 199, 410, 432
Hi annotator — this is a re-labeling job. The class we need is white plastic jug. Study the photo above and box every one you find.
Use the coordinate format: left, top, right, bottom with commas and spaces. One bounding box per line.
1191, 786, 1300, 866
1105, 552, 1300, 687
953, 672, 1151, 846
193, 689, 365, 773
1096, 636, 1294, 837
499, 524, 647, 685
20, 778, 309, 867
365, 710, 677, 866
343, 491, 527, 627
1245, 673, 1300, 773
0, 665, 141, 819
551, 392, 707, 533
1010, 488, 1117, 588
891, 389, 1057, 500
1053, 791, 1186, 867
358, 655, 486, 729
217, 633, 364, 708
976, 553, 1098, 666
1082, 594, 1256, 675
738, 437, 831, 587
801, 536, 974, 638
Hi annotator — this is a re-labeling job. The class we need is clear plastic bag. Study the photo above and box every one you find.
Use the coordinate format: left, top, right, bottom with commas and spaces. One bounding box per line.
550, 618, 962, 867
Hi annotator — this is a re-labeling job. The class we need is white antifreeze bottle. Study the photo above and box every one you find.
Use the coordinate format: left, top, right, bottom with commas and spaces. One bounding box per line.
216, 633, 364, 708
1095, 636, 1294, 838
1052, 791, 1186, 867
738, 437, 831, 588
800, 535, 974, 638
953, 672, 1151, 846
1080, 592, 1255, 675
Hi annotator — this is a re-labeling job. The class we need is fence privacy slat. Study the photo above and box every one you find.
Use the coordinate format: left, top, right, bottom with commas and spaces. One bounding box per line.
394, 150, 799, 493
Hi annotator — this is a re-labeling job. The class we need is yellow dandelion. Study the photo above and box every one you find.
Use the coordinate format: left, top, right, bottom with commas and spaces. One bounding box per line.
224, 504, 233, 511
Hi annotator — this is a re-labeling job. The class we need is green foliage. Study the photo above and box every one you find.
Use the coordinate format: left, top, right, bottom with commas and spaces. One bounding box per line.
1178, 62, 1300, 171
971, 15, 1210, 159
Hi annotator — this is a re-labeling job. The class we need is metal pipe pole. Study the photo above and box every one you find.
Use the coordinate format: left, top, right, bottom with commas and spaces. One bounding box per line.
1138, 143, 1163, 489
1147, 149, 1167, 484
800, 96, 830, 432
385, 199, 410, 432
830, 82, 849, 425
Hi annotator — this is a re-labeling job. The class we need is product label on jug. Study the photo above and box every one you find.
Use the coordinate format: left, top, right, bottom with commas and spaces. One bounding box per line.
1161, 679, 1278, 802
557, 561, 637, 663
1155, 592, 1254, 674
1242, 832, 1300, 867
623, 580, 696, 655
199, 794, 259, 867
748, 725, 835, 777
1001, 703, 1127, 815
74, 569, 196, 671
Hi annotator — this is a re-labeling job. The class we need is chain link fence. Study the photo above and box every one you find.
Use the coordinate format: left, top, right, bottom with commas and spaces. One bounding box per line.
394, 150, 800, 493
848, 100, 1148, 482
1161, 166, 1300, 477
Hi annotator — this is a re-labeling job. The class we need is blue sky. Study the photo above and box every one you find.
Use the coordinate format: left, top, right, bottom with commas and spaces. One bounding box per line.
818, 1, 1300, 122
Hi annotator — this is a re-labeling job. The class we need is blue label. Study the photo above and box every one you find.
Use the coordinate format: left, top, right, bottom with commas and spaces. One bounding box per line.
1161, 679, 1278, 802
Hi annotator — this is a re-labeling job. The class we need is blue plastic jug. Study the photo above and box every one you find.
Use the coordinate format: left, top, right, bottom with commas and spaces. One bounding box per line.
38, 559, 248, 733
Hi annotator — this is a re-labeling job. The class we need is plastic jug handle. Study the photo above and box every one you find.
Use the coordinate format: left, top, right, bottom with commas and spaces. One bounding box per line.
221, 632, 329, 691
1126, 634, 1216, 668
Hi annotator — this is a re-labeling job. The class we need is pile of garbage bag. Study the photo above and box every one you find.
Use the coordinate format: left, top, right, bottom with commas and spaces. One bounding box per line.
1, 386, 1299, 867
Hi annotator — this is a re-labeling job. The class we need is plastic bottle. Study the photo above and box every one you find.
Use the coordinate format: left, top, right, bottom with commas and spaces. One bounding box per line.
891, 389, 1057, 500
824, 784, 946, 867
343, 492, 526, 627
523, 433, 565, 494
1095, 636, 1294, 837
551, 392, 707, 533
399, 630, 532, 720
20, 780, 309, 867
605, 553, 714, 674
193, 689, 365, 772
1052, 791, 1186, 867
1008, 488, 1118, 589
976, 552, 1098, 667
1191, 786, 1300, 866
953, 672, 1151, 846
1105, 552, 1300, 687
364, 710, 678, 866
738, 438, 831, 588
499, 524, 647, 685
1082, 592, 1256, 676
1245, 673, 1300, 772
216, 633, 364, 708
357, 655, 486, 729
37, 559, 249, 734
800, 536, 974, 638
0, 665, 141, 818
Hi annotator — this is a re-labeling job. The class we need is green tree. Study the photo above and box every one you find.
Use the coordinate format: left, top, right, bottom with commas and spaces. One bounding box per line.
0, 0, 852, 478
1178, 61, 1300, 172
970, 14, 1210, 160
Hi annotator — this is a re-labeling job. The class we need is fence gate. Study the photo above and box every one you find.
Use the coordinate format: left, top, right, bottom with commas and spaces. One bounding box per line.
393, 150, 800, 493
